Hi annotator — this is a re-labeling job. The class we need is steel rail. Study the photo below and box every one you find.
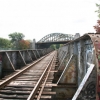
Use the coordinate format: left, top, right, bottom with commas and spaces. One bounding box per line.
36, 52, 57, 100
27, 51, 56, 100
0, 52, 52, 89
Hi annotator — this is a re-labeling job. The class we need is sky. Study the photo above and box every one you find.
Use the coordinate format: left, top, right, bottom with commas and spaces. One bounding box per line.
0, 0, 99, 42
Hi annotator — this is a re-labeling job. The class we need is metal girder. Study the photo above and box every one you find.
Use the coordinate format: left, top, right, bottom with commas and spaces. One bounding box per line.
38, 33, 74, 43
57, 33, 100, 99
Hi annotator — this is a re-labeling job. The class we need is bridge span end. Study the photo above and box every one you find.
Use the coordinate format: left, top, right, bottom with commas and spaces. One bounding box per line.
53, 33, 99, 100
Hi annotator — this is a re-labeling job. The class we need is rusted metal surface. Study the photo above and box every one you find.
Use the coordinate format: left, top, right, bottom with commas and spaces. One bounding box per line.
52, 86, 76, 99
72, 64, 95, 100
58, 55, 77, 84
57, 33, 100, 100
88, 33, 100, 100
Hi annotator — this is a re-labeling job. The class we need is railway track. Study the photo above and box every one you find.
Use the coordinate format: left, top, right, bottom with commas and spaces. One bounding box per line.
0, 51, 57, 100
0, 33, 99, 100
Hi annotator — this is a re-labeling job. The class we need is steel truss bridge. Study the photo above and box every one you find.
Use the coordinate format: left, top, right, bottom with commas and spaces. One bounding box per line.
38, 33, 74, 43
36, 33, 74, 48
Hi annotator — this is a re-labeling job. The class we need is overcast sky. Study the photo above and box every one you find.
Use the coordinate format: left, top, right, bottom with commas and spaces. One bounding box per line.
0, 0, 99, 41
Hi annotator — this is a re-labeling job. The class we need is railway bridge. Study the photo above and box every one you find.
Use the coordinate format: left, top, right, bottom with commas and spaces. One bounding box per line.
0, 33, 99, 100
36, 33, 74, 49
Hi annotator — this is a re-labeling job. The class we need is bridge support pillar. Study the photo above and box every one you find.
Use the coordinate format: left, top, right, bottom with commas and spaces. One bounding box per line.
32, 39, 36, 49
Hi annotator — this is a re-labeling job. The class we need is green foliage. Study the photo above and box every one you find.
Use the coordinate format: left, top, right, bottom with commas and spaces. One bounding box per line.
19, 40, 31, 49
60, 44, 63, 47
56, 44, 60, 49
50, 44, 56, 50
9, 32, 25, 42
50, 44, 63, 49
8, 32, 25, 49
0, 38, 11, 49
0, 32, 30, 50
95, 3, 100, 18
94, 3, 100, 32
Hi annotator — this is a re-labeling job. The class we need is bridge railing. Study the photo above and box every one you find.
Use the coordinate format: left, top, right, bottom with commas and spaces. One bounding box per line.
56, 33, 97, 99
0, 48, 53, 78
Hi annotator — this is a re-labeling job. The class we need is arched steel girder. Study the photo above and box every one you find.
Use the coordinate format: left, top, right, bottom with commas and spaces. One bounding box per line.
38, 33, 74, 43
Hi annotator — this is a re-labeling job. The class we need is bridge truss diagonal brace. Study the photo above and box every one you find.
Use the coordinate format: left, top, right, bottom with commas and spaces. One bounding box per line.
32, 50, 37, 60
72, 64, 95, 100
5, 52, 15, 71
27, 50, 33, 62
36, 50, 40, 58
19, 51, 26, 65
57, 54, 73, 84
58, 51, 68, 70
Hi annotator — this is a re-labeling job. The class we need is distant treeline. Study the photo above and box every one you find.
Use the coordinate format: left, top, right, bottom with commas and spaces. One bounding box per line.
50, 44, 63, 50
0, 32, 31, 50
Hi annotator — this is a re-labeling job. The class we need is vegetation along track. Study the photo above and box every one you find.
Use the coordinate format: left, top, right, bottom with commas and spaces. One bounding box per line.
0, 51, 57, 100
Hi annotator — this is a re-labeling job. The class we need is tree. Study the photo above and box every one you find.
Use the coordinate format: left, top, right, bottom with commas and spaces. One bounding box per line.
56, 44, 60, 49
50, 44, 61, 50
95, 3, 100, 18
19, 40, 31, 49
94, 3, 100, 32
50, 44, 56, 50
0, 38, 11, 49
8, 32, 25, 49
94, 20, 100, 32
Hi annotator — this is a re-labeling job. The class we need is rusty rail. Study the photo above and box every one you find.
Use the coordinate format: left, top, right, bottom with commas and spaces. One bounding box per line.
27, 51, 57, 100
0, 51, 57, 99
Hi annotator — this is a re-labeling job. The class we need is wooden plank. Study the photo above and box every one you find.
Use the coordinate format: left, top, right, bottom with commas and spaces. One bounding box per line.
3, 87, 33, 91
50, 70, 58, 72
44, 83, 57, 87
15, 79, 38, 81
41, 95, 52, 98
0, 90, 30, 94
42, 91, 56, 95
6, 85, 34, 88
0, 94, 28, 99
